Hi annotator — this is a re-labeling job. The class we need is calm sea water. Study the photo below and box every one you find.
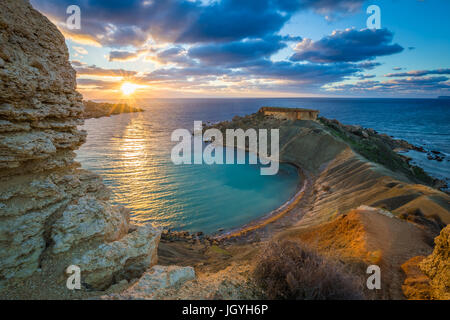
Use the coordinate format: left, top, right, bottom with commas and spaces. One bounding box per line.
76, 98, 450, 233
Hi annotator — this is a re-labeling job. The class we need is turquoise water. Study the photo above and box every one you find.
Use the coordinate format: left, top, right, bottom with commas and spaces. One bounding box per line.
76, 97, 450, 234
76, 108, 300, 234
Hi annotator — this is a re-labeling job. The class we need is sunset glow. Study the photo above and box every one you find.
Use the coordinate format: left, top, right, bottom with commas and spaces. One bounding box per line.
30, 0, 450, 99
121, 82, 140, 96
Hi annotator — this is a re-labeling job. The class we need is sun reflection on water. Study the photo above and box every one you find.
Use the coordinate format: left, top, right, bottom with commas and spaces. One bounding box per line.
104, 115, 180, 227
77, 103, 300, 234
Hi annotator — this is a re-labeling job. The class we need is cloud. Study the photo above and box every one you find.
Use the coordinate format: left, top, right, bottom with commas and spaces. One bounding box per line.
70, 60, 85, 67
385, 68, 450, 77
188, 37, 287, 66
245, 60, 361, 86
32, 0, 450, 97
76, 78, 118, 90
108, 49, 150, 61
127, 58, 368, 95
296, 0, 364, 14
146, 46, 195, 66
291, 28, 403, 63
102, 25, 149, 47
141, 65, 233, 82
72, 46, 88, 55
358, 74, 376, 79
328, 76, 450, 94
74, 65, 138, 77
109, 51, 140, 62
357, 61, 382, 70
30, 0, 365, 47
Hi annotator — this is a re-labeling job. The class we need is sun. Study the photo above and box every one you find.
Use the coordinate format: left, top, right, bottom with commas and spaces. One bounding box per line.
121, 82, 139, 96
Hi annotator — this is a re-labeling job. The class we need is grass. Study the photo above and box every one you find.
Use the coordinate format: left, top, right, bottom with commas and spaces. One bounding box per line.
319, 119, 435, 185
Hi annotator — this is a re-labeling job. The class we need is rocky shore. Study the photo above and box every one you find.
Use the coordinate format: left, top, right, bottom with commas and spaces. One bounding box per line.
83, 100, 144, 119
198, 111, 450, 299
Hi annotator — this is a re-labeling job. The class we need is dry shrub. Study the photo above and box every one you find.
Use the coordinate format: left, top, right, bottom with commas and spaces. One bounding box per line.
253, 240, 364, 300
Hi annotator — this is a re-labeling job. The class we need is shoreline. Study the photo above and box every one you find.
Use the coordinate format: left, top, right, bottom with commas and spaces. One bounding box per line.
156, 162, 306, 242
183, 133, 309, 239
83, 100, 144, 119
215, 164, 307, 239
151, 116, 449, 240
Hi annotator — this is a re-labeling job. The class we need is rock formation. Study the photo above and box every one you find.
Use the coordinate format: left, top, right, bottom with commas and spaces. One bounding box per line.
205, 112, 450, 299
83, 100, 143, 119
419, 225, 450, 299
105, 265, 196, 299
0, 0, 160, 296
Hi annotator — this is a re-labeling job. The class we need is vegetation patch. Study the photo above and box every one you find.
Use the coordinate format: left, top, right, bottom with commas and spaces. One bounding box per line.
252, 240, 364, 300
319, 118, 435, 185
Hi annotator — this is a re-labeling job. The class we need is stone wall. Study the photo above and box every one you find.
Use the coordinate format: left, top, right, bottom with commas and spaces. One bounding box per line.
0, 0, 160, 293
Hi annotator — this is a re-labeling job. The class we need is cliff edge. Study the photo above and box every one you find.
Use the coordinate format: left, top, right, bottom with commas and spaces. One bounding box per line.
204, 112, 449, 299
0, 0, 160, 298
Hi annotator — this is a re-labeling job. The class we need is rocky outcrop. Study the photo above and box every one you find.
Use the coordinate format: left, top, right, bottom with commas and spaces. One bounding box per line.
74, 224, 161, 290
401, 226, 449, 300
83, 101, 143, 119
419, 225, 450, 299
0, 0, 160, 296
206, 112, 450, 299
105, 265, 196, 299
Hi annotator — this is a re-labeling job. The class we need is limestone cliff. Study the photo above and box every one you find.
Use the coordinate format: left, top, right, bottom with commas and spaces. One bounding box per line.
419, 225, 450, 299
0, 0, 160, 296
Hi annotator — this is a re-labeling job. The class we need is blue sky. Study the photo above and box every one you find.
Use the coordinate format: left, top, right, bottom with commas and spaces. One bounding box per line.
30, 0, 450, 99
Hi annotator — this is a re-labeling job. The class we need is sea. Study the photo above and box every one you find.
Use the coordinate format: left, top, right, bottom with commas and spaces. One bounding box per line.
76, 98, 450, 234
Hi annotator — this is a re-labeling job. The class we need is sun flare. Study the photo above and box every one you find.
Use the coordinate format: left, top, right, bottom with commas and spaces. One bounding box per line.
121, 82, 140, 96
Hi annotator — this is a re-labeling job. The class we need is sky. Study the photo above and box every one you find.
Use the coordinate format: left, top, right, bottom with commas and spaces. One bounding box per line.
30, 0, 450, 99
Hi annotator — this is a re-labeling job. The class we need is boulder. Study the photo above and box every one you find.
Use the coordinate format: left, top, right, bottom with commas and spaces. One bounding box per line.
51, 196, 130, 254
73, 224, 161, 290
107, 265, 196, 299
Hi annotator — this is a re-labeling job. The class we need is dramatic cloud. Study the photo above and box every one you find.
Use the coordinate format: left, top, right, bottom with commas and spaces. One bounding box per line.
72, 46, 88, 55
74, 65, 138, 77
109, 51, 140, 62
70, 60, 84, 67
245, 60, 362, 86
30, 0, 365, 47
357, 61, 382, 70
32, 0, 450, 97
385, 68, 450, 77
291, 28, 403, 63
188, 37, 287, 66
76, 78, 118, 90
141, 66, 233, 83
295, 0, 364, 15
358, 74, 376, 79
328, 76, 450, 94
146, 46, 195, 66
108, 49, 151, 61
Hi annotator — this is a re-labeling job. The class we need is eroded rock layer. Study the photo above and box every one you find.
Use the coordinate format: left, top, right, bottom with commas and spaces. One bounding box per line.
0, 0, 160, 295
420, 226, 450, 299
